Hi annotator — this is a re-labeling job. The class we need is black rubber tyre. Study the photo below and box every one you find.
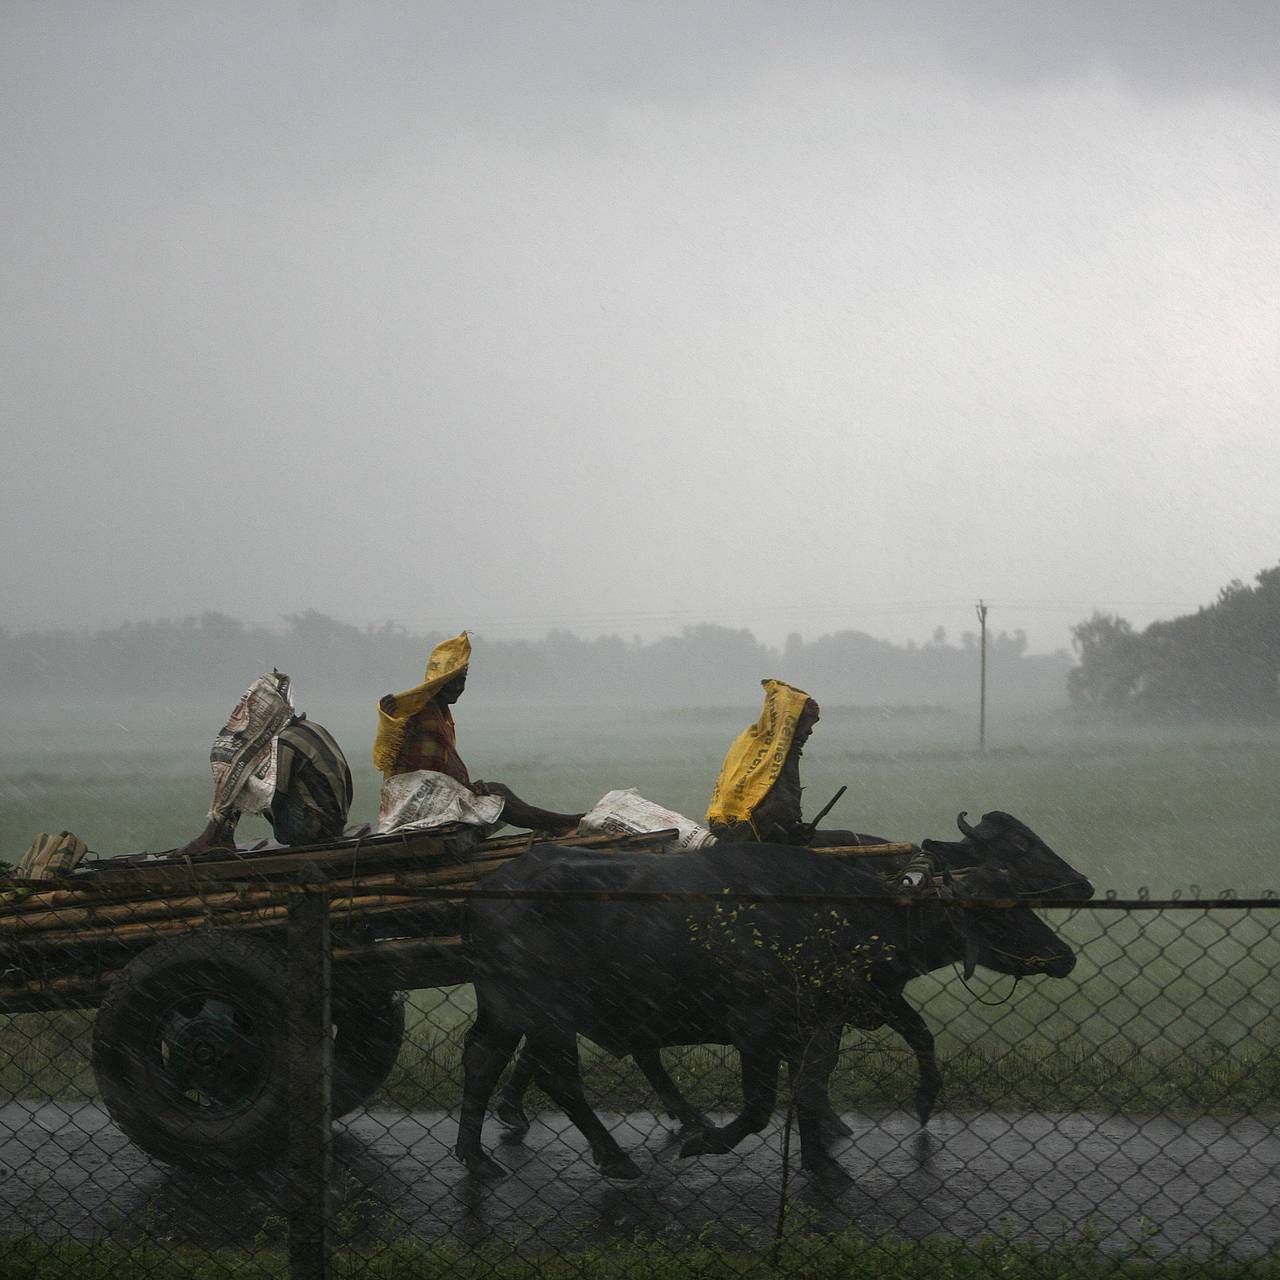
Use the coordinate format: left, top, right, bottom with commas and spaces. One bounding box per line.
92, 932, 407, 1170
92, 932, 291, 1171
331, 988, 405, 1118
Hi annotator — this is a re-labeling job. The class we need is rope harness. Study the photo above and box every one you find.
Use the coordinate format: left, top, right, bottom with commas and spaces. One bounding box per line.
894, 847, 1024, 1009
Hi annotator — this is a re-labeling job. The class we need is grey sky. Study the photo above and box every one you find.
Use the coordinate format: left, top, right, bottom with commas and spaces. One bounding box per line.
3, 2, 1277, 652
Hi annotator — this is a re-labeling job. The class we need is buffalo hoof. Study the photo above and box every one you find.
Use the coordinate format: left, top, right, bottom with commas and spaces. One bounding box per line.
668, 1106, 713, 1131
598, 1154, 643, 1181
679, 1128, 733, 1159
674, 1116, 715, 1142
820, 1112, 854, 1139
801, 1152, 853, 1184
459, 1150, 508, 1180
495, 1099, 531, 1140
915, 1097, 936, 1127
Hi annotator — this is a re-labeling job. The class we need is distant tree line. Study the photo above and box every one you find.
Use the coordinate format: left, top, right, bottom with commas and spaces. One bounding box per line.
1069, 565, 1280, 720
0, 611, 1072, 709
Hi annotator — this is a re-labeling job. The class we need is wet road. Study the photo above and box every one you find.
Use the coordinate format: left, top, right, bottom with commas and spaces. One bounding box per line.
1, 1102, 1276, 1260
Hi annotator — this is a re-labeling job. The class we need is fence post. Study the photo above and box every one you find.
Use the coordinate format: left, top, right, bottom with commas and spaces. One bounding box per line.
287, 876, 332, 1280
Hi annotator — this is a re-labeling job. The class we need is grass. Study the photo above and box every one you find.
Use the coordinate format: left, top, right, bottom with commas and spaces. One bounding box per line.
7, 959, 1279, 1121
374, 990, 1280, 1120
2, 1229, 1278, 1280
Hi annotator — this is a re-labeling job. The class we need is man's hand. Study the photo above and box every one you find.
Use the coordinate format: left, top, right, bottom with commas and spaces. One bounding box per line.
471, 780, 518, 802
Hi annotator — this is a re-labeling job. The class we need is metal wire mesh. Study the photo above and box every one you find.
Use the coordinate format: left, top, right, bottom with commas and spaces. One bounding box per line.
1, 848, 1278, 1278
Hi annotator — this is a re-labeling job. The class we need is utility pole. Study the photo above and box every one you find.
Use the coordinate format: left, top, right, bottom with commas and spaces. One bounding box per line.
976, 600, 989, 754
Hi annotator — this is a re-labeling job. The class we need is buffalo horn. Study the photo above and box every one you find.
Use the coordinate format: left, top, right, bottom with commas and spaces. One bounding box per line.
956, 811, 979, 839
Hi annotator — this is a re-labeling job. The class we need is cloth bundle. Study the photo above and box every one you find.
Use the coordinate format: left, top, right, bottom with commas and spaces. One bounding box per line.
208, 670, 295, 821
579, 789, 716, 851
3, 830, 90, 901
377, 769, 504, 836
13, 830, 89, 881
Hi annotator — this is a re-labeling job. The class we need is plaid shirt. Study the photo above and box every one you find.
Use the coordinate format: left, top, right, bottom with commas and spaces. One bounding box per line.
388, 700, 471, 784
275, 718, 354, 826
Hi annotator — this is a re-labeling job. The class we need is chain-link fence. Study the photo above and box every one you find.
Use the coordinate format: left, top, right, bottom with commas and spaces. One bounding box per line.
1, 833, 1278, 1279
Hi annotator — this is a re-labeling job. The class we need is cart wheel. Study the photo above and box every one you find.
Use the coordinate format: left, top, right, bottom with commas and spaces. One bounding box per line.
92, 932, 406, 1170
332, 988, 405, 1118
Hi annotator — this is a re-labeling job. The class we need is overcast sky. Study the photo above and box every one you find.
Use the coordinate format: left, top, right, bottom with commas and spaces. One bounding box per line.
3, 1, 1277, 654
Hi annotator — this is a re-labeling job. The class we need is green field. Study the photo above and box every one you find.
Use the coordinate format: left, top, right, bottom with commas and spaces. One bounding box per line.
4, 698, 1279, 893
2, 701, 1278, 1118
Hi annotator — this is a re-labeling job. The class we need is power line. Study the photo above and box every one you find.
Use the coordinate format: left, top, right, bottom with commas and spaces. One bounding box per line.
377, 599, 1208, 636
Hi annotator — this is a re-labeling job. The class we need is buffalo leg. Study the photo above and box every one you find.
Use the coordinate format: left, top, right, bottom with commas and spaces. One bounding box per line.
884, 997, 941, 1124
455, 1009, 521, 1178
524, 1034, 642, 1180
634, 1047, 713, 1134
495, 1043, 534, 1137
679, 1044, 778, 1158
807, 1024, 854, 1139
789, 1036, 851, 1179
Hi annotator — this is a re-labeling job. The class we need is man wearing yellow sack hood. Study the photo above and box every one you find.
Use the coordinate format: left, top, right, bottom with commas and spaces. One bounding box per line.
705, 679, 823, 844
374, 632, 583, 835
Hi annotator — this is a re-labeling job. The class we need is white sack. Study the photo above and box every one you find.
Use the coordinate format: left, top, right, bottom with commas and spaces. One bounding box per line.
579, 788, 717, 851
378, 770, 505, 835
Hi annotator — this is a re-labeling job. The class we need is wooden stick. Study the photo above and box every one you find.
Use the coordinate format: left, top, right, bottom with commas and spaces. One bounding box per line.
0, 830, 683, 931
0, 862, 502, 934
0, 885, 285, 932
0, 842, 543, 932
0, 826, 683, 971
5, 893, 448, 950
0, 828, 676, 916
810, 842, 916, 857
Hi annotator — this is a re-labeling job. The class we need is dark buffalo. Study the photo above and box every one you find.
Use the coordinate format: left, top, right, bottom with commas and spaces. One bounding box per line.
493, 825, 900, 1141
495, 812, 1086, 1140
494, 827, 924, 1142
457, 810, 1092, 1180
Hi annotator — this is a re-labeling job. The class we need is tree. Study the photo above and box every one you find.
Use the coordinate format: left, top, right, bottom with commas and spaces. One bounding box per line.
1068, 563, 1280, 720
1067, 613, 1141, 710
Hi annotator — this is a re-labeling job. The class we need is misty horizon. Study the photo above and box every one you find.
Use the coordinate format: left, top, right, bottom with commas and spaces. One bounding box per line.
0, 606, 1070, 713
0, 605, 1064, 654
4, 3, 1278, 659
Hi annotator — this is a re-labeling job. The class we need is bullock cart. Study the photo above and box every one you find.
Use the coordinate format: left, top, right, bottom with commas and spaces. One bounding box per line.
0, 825, 690, 1169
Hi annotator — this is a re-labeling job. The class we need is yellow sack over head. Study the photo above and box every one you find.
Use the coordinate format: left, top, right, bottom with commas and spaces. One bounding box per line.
373, 631, 471, 773
706, 679, 817, 826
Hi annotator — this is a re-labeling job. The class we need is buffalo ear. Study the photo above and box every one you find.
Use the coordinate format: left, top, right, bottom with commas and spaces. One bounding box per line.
920, 838, 945, 856
961, 862, 1015, 899
937, 871, 980, 979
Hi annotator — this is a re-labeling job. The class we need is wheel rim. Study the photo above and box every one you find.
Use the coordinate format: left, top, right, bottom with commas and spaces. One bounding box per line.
149, 991, 273, 1118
